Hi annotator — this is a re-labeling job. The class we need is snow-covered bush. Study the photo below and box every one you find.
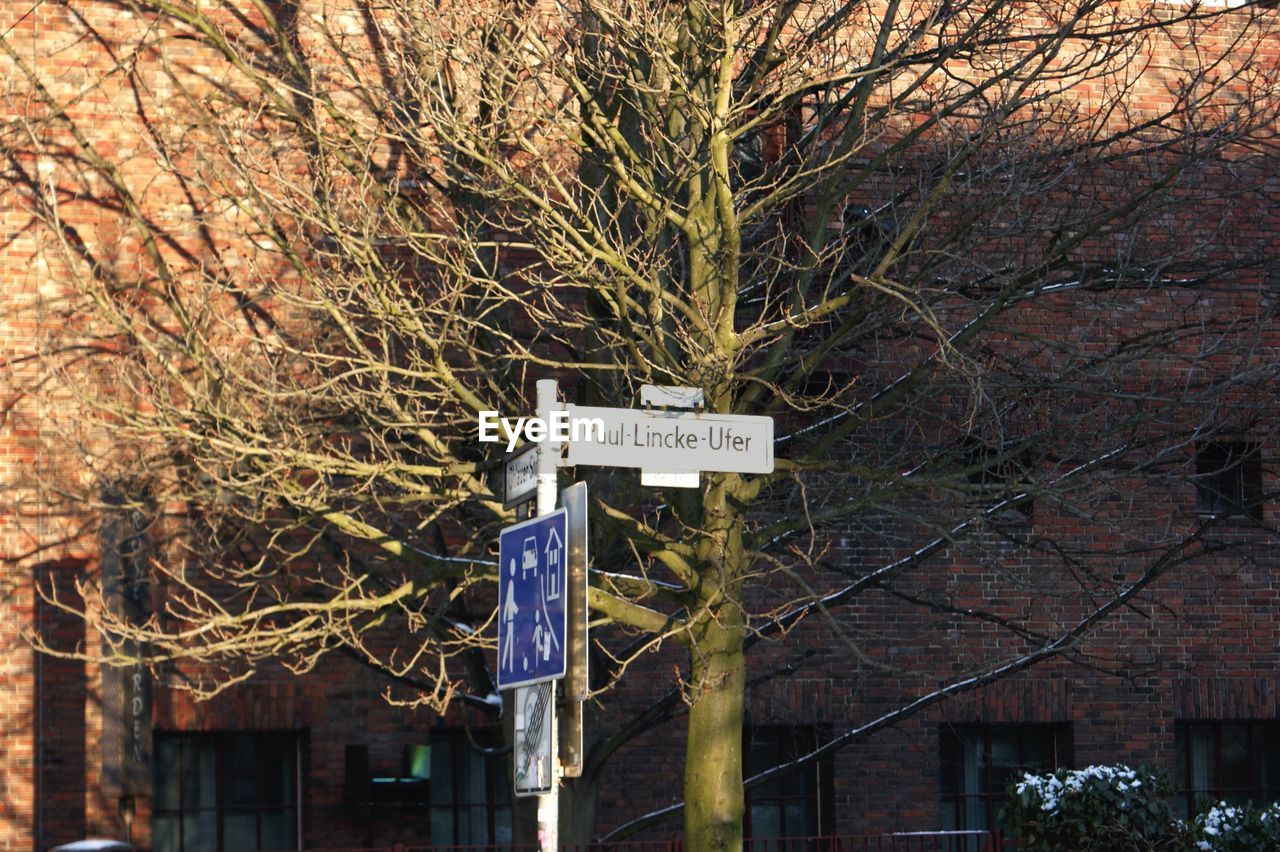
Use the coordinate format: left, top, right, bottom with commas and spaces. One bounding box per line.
1004, 764, 1280, 850
1002, 765, 1187, 850
1187, 801, 1280, 851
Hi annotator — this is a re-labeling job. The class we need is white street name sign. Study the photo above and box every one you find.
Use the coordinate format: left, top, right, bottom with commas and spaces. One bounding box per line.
503, 443, 539, 508
564, 405, 773, 474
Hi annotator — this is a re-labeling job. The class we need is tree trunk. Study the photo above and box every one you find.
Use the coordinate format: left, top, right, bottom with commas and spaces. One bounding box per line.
683, 609, 747, 851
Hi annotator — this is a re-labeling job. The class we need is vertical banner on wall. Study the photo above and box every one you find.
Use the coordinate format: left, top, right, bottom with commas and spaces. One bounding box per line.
100, 497, 153, 798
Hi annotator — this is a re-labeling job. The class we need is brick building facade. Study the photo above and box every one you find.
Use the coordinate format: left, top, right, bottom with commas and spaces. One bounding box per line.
2, 0, 1279, 849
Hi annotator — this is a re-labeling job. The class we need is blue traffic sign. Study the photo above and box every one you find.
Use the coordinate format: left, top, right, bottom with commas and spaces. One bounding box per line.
497, 509, 567, 689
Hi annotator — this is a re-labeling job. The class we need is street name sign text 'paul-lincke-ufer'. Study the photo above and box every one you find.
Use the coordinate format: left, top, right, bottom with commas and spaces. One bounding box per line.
564, 405, 773, 474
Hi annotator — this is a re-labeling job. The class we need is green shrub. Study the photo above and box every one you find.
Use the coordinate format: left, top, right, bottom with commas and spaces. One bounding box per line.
1003, 764, 1280, 850
1186, 802, 1280, 851
1002, 765, 1187, 851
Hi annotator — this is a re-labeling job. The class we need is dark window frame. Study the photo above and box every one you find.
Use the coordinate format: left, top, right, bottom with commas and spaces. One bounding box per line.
1174, 720, 1280, 816
940, 723, 1072, 836
152, 730, 300, 852
960, 436, 1036, 523
743, 725, 833, 841
1195, 441, 1263, 522
424, 729, 512, 846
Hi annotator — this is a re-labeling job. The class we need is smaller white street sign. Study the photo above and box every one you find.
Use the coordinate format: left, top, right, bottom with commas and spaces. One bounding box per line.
640, 471, 700, 488
639, 384, 705, 408
503, 443, 539, 508
565, 405, 773, 474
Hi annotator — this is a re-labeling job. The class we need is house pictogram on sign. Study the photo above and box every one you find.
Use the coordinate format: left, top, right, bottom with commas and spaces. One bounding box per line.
544, 527, 562, 601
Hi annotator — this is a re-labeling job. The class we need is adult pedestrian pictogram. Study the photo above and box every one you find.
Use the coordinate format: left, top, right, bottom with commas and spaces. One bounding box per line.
497, 509, 568, 689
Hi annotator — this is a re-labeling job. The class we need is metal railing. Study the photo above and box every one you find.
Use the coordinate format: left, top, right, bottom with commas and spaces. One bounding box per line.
744, 833, 1002, 852
311, 830, 1002, 852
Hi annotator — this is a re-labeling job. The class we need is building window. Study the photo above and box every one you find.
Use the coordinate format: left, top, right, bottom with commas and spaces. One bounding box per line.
1195, 441, 1263, 521
1175, 721, 1280, 816
745, 727, 831, 842
799, 369, 856, 401
940, 724, 1071, 837
961, 437, 1035, 522
426, 730, 512, 845
153, 732, 299, 852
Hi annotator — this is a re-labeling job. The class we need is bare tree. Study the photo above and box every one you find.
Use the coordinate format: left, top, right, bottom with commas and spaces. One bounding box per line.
3, 0, 1279, 846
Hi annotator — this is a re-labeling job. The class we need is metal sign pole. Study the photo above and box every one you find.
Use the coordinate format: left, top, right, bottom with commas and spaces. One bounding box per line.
534, 378, 560, 852
558, 482, 588, 777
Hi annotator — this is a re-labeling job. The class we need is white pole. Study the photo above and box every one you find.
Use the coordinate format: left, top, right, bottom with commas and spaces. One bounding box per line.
534, 378, 560, 852
536, 379, 560, 517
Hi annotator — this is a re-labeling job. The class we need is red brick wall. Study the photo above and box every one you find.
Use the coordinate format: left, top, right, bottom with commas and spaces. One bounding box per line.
2, 0, 1278, 848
